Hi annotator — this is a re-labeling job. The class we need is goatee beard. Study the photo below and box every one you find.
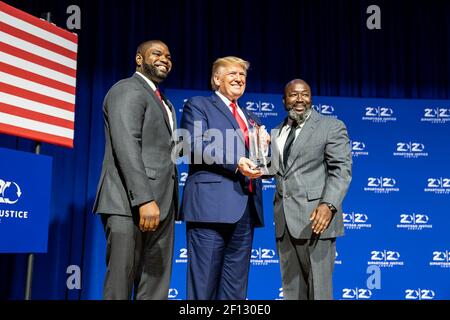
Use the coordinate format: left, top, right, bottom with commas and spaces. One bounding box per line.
288, 107, 311, 124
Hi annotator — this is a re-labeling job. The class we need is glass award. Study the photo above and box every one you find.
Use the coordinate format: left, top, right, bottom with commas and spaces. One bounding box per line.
248, 121, 269, 175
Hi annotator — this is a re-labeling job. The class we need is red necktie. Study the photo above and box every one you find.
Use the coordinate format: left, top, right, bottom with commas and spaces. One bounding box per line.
155, 88, 174, 132
155, 88, 163, 101
230, 101, 253, 193
230, 102, 249, 147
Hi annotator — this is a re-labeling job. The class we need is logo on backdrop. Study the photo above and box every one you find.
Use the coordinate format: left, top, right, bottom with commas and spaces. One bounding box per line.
0, 179, 22, 204
250, 247, 279, 266
179, 171, 188, 187
424, 178, 450, 194
312, 104, 337, 118
175, 248, 188, 264
429, 250, 450, 268
421, 107, 450, 123
350, 140, 369, 157
275, 288, 284, 300
368, 249, 404, 268
0, 178, 29, 222
178, 98, 189, 113
393, 142, 428, 158
168, 288, 180, 300
245, 101, 278, 118
364, 177, 399, 193
397, 213, 432, 231
341, 288, 373, 300
335, 251, 342, 265
262, 177, 275, 191
343, 211, 372, 230
405, 289, 436, 300
362, 106, 397, 122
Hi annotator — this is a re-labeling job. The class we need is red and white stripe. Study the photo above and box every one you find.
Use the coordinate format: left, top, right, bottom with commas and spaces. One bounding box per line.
0, 1, 77, 148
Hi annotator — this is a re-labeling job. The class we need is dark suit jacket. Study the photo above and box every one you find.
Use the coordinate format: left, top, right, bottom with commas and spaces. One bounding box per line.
179, 93, 264, 227
93, 73, 178, 221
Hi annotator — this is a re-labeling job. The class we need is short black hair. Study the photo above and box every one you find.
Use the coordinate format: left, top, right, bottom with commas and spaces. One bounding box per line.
136, 40, 166, 56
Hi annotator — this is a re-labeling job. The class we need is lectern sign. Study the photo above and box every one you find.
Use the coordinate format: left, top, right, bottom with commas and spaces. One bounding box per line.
0, 147, 52, 252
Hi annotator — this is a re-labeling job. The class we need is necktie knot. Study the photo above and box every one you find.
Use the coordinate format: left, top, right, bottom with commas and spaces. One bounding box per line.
229, 101, 248, 143
230, 101, 237, 115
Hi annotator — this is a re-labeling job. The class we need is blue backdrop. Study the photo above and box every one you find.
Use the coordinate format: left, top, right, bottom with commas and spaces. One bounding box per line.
166, 89, 450, 300
0, 0, 449, 300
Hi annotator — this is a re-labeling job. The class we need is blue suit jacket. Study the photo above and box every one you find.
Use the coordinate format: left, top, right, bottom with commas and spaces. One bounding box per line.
180, 93, 264, 227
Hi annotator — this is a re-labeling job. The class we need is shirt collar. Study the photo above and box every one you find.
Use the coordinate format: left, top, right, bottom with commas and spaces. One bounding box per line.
135, 71, 157, 91
215, 90, 238, 108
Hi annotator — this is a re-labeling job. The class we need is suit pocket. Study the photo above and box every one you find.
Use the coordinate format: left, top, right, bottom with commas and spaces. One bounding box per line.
307, 187, 323, 200
194, 174, 223, 183
145, 167, 158, 180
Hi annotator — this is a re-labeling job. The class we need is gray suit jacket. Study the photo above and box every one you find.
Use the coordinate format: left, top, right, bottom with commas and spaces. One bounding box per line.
270, 109, 352, 239
93, 73, 178, 221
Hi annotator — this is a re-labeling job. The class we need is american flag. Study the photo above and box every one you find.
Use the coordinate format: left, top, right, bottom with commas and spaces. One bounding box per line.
0, 1, 78, 148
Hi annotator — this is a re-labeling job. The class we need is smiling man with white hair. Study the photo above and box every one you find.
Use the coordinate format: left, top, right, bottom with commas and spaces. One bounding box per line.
180, 56, 265, 300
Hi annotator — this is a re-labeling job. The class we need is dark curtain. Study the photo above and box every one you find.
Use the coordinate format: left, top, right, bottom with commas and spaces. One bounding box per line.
0, 0, 449, 299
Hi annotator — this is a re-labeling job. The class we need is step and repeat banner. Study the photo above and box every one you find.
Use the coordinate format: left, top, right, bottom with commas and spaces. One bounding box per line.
165, 89, 450, 300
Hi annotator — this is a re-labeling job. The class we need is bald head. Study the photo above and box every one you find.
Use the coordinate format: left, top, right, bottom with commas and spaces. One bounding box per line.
284, 79, 310, 97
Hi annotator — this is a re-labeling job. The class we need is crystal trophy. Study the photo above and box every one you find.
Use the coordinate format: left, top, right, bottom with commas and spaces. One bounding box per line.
248, 121, 269, 175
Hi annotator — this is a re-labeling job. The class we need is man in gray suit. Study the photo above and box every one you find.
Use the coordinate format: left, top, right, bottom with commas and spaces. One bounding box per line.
270, 79, 352, 300
93, 40, 178, 300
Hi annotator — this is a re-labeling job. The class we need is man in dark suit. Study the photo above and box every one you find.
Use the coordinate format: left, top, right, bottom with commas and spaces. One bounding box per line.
93, 40, 178, 300
180, 56, 264, 300
271, 79, 352, 299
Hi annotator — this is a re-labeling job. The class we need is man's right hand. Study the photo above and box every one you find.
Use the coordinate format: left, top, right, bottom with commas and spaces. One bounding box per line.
238, 157, 263, 178
139, 201, 160, 232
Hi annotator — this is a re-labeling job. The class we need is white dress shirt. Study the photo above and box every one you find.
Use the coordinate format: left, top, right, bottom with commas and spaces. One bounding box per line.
215, 91, 249, 128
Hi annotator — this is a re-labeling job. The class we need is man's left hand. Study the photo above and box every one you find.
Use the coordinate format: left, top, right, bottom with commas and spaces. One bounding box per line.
310, 204, 334, 234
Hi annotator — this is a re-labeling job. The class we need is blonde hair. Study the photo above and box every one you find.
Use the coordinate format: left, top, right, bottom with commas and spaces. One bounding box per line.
210, 56, 250, 90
